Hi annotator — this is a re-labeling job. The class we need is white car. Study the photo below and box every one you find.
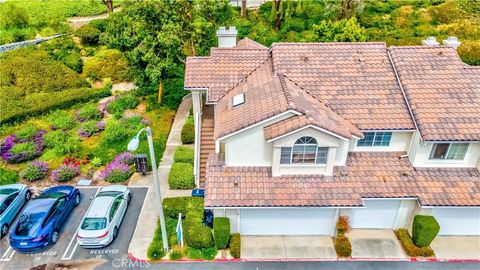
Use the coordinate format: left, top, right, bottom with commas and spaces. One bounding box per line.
77, 185, 131, 248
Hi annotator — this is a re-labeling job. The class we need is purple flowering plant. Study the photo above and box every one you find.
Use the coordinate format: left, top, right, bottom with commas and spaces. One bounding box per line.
51, 163, 80, 182
100, 152, 134, 183
21, 161, 48, 181
0, 130, 45, 163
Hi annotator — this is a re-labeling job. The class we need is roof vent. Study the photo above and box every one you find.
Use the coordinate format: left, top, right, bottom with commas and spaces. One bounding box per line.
422, 37, 439, 47
232, 93, 245, 107
443, 36, 461, 50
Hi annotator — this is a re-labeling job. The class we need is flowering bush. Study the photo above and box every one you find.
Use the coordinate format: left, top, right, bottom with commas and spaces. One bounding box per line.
0, 130, 45, 163
100, 152, 134, 183
52, 163, 80, 182
21, 161, 48, 181
78, 120, 105, 137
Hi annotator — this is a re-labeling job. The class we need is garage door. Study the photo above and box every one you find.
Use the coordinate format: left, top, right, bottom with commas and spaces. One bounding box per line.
240, 208, 336, 235
351, 200, 400, 229
432, 208, 480, 236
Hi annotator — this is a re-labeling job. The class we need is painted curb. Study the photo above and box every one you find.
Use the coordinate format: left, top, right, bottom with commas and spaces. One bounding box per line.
128, 253, 480, 263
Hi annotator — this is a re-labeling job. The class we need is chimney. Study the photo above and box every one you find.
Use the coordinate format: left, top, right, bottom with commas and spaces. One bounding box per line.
443, 36, 461, 50
216, 26, 237, 48
422, 37, 439, 47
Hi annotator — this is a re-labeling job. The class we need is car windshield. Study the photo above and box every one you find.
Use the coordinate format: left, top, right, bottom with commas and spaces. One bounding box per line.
0, 188, 18, 195
15, 212, 45, 236
81, 217, 107, 230
97, 191, 122, 197
38, 192, 65, 199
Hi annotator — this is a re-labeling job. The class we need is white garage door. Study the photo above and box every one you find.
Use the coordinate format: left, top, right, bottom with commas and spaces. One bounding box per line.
432, 208, 480, 236
351, 200, 400, 229
240, 208, 336, 235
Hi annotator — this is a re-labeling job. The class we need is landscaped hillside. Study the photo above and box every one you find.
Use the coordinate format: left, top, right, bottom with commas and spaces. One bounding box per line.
232, 0, 480, 65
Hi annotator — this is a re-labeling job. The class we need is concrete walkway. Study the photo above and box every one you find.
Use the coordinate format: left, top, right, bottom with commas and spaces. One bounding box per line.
431, 236, 480, 260
241, 236, 336, 259
348, 229, 406, 259
128, 95, 193, 260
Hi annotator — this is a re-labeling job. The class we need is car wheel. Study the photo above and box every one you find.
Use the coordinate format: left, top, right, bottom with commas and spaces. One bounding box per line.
75, 193, 81, 206
113, 227, 118, 240
25, 190, 32, 201
51, 230, 59, 244
1, 224, 9, 237
127, 193, 132, 204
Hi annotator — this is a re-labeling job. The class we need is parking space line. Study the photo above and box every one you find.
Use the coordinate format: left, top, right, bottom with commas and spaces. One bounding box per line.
61, 188, 100, 261
0, 246, 15, 262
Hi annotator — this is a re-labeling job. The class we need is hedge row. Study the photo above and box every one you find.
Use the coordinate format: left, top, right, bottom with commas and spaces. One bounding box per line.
395, 229, 435, 257
0, 87, 111, 124
412, 215, 440, 247
167, 162, 194, 189
229, 233, 241, 259
181, 115, 194, 144
173, 146, 194, 164
213, 217, 230, 249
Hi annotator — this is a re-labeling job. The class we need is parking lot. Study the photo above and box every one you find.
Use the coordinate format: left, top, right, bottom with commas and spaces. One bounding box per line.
0, 187, 148, 270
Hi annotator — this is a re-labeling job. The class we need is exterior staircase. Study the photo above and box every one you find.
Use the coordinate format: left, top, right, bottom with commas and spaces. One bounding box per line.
199, 105, 214, 188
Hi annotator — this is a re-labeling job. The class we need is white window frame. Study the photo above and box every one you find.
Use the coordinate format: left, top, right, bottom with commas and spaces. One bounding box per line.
357, 132, 392, 147
280, 137, 328, 166
428, 143, 469, 161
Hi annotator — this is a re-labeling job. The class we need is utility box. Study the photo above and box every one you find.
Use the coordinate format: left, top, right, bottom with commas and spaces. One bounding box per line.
134, 154, 148, 175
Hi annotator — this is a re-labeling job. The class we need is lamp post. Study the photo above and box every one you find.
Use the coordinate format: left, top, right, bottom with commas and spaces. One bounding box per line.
128, 126, 169, 252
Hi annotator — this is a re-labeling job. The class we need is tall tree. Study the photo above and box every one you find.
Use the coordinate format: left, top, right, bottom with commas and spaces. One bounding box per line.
101, 0, 114, 13
272, 0, 283, 30
241, 0, 247, 17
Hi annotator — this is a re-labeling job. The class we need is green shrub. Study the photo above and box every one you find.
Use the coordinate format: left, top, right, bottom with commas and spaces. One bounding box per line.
78, 120, 102, 137
16, 126, 39, 141
186, 246, 217, 260
181, 115, 195, 144
76, 103, 102, 121
107, 94, 139, 117
168, 163, 194, 190
185, 223, 214, 249
53, 135, 83, 156
163, 197, 189, 218
169, 247, 184, 260
213, 217, 230, 249
334, 235, 352, 257
47, 111, 77, 130
229, 233, 241, 259
10, 142, 37, 160
162, 78, 187, 109
83, 49, 130, 82
185, 198, 204, 226
44, 130, 68, 149
147, 242, 166, 261
75, 24, 101, 45
336, 215, 350, 236
0, 48, 88, 95
395, 229, 435, 257
173, 146, 194, 164
412, 215, 440, 247
0, 87, 110, 124
102, 120, 129, 145
0, 167, 19, 185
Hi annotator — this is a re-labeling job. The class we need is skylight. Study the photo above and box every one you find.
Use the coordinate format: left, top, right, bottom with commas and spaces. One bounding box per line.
232, 93, 245, 107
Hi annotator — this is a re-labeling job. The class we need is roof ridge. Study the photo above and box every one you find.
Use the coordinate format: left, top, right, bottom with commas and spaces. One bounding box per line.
277, 74, 298, 112
215, 55, 271, 103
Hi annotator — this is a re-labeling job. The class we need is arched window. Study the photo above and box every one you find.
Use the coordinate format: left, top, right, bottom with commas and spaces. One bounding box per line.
280, 136, 329, 165
292, 136, 317, 164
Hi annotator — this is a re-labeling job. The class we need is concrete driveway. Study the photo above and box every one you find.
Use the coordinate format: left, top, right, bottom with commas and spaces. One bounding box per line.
241, 236, 336, 259
431, 236, 480, 260
348, 229, 406, 259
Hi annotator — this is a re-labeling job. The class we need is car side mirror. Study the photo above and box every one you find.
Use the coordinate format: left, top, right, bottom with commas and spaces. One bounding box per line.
90, 196, 94, 200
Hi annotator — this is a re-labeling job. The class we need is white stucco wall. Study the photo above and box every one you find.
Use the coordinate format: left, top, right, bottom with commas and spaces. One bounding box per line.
222, 112, 295, 166
410, 141, 480, 168
349, 131, 414, 152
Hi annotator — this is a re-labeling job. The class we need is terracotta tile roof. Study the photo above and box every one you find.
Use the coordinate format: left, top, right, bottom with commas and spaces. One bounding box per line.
214, 59, 362, 140
388, 46, 480, 141
236, 37, 268, 49
184, 47, 269, 102
264, 76, 363, 140
205, 152, 480, 207
270, 42, 415, 130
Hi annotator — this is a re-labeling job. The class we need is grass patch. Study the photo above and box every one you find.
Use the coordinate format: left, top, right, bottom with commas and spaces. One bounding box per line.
395, 229, 435, 257
0, 166, 19, 185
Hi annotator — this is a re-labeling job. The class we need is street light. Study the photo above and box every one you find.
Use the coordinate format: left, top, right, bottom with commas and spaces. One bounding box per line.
128, 126, 169, 252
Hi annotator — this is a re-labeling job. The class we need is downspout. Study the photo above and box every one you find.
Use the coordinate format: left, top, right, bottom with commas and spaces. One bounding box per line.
193, 111, 201, 187
387, 50, 422, 142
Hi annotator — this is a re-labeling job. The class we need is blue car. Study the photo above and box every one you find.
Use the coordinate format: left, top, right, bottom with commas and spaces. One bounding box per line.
0, 184, 32, 237
9, 185, 80, 252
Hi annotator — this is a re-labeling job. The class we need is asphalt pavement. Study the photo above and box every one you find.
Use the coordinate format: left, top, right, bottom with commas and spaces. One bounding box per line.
0, 187, 148, 270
